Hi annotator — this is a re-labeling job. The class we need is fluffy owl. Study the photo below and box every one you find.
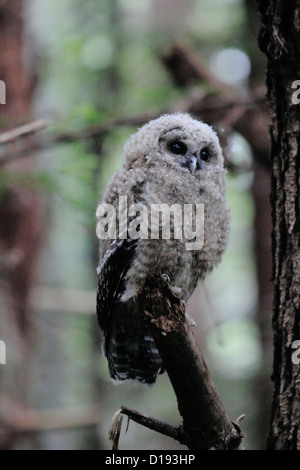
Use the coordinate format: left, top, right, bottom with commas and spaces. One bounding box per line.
97, 113, 230, 384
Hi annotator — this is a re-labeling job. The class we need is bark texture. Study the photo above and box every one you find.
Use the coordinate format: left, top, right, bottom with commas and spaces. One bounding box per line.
139, 275, 244, 450
258, 0, 300, 450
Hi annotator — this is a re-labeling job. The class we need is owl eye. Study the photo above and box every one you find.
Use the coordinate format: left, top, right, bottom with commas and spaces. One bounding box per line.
200, 148, 210, 162
168, 140, 187, 156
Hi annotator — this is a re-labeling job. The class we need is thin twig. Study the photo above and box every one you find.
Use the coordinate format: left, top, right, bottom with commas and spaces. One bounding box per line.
161, 42, 234, 93
120, 406, 188, 446
0, 119, 50, 144
0, 96, 265, 167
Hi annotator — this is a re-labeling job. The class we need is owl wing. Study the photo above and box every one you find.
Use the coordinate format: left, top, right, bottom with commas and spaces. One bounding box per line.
97, 237, 137, 333
97, 236, 165, 383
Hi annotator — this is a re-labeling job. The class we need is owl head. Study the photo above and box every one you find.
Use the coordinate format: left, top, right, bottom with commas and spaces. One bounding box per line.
123, 113, 224, 175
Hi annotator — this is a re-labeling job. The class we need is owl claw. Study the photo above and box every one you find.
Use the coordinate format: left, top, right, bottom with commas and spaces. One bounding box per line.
182, 288, 190, 298
161, 274, 170, 283
170, 286, 189, 301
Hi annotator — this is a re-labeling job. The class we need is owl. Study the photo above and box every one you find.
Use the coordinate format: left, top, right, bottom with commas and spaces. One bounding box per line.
97, 113, 230, 384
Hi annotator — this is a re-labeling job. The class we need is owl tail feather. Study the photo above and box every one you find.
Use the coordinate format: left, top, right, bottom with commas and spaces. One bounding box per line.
105, 304, 164, 384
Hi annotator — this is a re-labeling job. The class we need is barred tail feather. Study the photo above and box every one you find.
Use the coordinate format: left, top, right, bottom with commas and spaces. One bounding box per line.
105, 304, 164, 384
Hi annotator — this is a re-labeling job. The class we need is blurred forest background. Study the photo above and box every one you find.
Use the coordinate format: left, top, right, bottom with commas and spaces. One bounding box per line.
0, 0, 273, 450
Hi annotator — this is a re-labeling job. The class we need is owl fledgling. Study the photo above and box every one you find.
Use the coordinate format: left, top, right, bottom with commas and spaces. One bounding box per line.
97, 113, 230, 384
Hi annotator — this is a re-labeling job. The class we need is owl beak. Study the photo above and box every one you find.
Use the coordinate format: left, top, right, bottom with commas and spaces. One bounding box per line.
188, 155, 197, 174
186, 152, 204, 173
178, 152, 204, 173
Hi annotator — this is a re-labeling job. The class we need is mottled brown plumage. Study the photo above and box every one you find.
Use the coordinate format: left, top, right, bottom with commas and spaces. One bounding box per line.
97, 113, 230, 383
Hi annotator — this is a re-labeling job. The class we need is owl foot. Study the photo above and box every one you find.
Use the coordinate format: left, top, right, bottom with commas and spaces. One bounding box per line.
170, 286, 189, 301
161, 273, 171, 283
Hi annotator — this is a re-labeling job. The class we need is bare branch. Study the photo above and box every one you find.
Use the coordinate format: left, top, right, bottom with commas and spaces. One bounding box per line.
160, 42, 270, 170
0, 119, 50, 144
0, 94, 266, 168
161, 42, 233, 94
136, 275, 244, 450
120, 406, 188, 446
0, 114, 158, 166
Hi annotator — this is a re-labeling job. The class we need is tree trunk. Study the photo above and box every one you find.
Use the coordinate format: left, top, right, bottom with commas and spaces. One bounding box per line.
258, 0, 300, 450
0, 0, 43, 449
0, 0, 39, 333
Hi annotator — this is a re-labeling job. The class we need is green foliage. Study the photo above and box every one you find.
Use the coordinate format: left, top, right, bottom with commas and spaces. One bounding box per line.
192, 0, 246, 44
50, 142, 99, 216
0, 143, 99, 218
0, 168, 58, 200
208, 318, 262, 378
68, 106, 109, 128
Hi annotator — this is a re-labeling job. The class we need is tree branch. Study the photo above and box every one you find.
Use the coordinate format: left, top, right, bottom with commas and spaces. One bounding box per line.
120, 406, 188, 446
0, 95, 266, 169
129, 274, 245, 450
160, 42, 271, 170
161, 42, 233, 93
0, 44, 270, 175
0, 119, 50, 145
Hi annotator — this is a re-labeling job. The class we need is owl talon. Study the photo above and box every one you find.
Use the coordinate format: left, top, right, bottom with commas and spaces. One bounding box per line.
182, 288, 190, 298
170, 286, 189, 301
161, 274, 170, 283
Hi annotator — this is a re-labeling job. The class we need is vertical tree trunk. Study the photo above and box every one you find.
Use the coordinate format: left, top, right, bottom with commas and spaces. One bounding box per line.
0, 0, 43, 449
252, 160, 273, 446
0, 0, 39, 332
243, 1, 273, 447
258, 0, 300, 450
0, 0, 33, 126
